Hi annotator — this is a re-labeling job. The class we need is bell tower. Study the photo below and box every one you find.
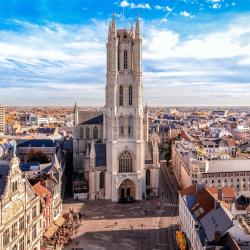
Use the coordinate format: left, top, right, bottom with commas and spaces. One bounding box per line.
104, 16, 146, 201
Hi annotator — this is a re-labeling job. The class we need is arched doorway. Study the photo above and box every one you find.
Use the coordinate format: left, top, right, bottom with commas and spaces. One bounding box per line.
118, 179, 135, 199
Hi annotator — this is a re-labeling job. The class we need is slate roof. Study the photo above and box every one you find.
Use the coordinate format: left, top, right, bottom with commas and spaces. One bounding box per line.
0, 162, 10, 199
200, 205, 233, 242
17, 139, 56, 148
81, 114, 103, 125
95, 144, 106, 166
37, 127, 56, 134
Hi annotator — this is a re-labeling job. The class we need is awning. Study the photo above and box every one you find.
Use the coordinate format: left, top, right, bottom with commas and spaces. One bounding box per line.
44, 224, 59, 238
54, 216, 65, 227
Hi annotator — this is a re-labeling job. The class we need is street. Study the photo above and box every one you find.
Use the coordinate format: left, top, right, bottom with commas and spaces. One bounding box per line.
63, 164, 179, 250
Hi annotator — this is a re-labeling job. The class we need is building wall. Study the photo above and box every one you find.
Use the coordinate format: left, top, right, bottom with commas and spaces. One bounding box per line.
179, 193, 203, 250
0, 105, 5, 134
0, 157, 43, 250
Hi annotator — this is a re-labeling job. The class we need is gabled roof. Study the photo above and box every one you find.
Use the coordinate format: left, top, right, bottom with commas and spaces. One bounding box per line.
33, 181, 51, 199
80, 114, 103, 125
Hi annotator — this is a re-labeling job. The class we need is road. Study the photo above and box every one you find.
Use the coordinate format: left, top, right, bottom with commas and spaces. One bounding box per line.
63, 164, 179, 250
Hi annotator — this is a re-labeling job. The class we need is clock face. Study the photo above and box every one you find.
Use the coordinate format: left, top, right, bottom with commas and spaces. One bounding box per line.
3, 199, 24, 224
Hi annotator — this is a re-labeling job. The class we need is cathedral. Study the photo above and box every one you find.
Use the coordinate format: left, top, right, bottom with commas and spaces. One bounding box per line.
73, 16, 160, 202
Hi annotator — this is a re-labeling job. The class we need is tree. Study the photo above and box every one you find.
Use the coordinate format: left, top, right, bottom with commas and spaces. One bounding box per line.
27, 150, 49, 164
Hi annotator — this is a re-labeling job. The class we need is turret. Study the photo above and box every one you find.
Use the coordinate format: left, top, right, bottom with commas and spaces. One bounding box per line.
134, 16, 142, 74
135, 16, 140, 39
89, 140, 96, 169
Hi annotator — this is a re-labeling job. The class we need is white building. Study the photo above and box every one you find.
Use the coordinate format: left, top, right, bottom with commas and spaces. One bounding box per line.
73, 17, 160, 201
0, 157, 43, 250
172, 139, 250, 192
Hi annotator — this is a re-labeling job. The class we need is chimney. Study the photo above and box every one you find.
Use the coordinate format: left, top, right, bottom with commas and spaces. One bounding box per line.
214, 231, 221, 242
218, 188, 223, 201
215, 200, 221, 209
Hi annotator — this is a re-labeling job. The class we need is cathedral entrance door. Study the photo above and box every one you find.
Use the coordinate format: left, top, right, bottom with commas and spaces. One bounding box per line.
118, 179, 135, 199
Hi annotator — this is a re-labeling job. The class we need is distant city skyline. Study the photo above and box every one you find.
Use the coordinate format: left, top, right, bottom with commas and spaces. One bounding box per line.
0, 0, 250, 106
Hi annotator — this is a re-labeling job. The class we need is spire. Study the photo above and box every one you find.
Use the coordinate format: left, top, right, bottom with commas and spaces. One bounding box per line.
130, 22, 134, 38
108, 21, 111, 40
89, 140, 96, 168
135, 16, 140, 39
90, 140, 96, 158
111, 13, 116, 35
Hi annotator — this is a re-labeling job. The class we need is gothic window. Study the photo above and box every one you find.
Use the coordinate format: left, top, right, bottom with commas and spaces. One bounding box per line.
19, 236, 25, 250
12, 181, 17, 192
124, 50, 128, 69
3, 228, 10, 247
119, 85, 124, 106
93, 126, 98, 139
32, 224, 37, 240
79, 127, 84, 139
11, 222, 17, 239
128, 116, 133, 137
19, 216, 24, 232
119, 151, 133, 173
12, 245, 17, 250
146, 169, 150, 186
129, 85, 133, 106
100, 171, 105, 189
119, 116, 124, 137
86, 127, 90, 139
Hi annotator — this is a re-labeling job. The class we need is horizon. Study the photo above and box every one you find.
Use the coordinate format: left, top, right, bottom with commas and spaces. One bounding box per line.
0, 0, 250, 106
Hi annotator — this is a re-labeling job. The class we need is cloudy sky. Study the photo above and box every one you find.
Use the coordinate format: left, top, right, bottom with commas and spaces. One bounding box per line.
0, 0, 250, 106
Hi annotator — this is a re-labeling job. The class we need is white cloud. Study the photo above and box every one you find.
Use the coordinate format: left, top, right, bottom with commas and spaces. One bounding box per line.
180, 11, 191, 17
119, 1, 151, 9
212, 3, 221, 9
1, 15, 250, 106
155, 5, 173, 12
120, 0, 129, 8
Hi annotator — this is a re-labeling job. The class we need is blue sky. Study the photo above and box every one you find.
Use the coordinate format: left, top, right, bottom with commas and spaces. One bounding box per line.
0, 0, 250, 106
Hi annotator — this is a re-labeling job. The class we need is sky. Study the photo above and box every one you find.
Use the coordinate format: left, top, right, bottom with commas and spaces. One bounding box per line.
0, 0, 250, 106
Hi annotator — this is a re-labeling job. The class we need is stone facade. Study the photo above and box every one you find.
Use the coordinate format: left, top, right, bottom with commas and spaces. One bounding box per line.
73, 16, 160, 202
0, 157, 43, 250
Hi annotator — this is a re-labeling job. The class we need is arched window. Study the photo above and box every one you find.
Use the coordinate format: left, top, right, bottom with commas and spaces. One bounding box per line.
128, 116, 133, 137
86, 127, 90, 139
146, 169, 150, 186
79, 127, 84, 139
100, 171, 105, 189
124, 50, 128, 69
93, 126, 98, 139
119, 151, 133, 173
12, 245, 17, 250
119, 116, 124, 137
119, 85, 123, 106
128, 85, 133, 106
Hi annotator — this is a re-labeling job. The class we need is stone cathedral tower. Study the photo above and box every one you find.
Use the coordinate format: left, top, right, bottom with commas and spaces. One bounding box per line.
104, 16, 146, 201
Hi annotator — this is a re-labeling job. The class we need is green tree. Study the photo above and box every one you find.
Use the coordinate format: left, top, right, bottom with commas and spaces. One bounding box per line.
27, 150, 49, 164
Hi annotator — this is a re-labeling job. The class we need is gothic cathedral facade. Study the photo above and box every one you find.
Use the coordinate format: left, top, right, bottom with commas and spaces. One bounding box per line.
73, 16, 160, 202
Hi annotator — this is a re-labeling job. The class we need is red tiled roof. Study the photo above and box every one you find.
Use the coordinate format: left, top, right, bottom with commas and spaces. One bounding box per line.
191, 187, 215, 220
207, 187, 236, 199
180, 184, 196, 197
32, 181, 51, 199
